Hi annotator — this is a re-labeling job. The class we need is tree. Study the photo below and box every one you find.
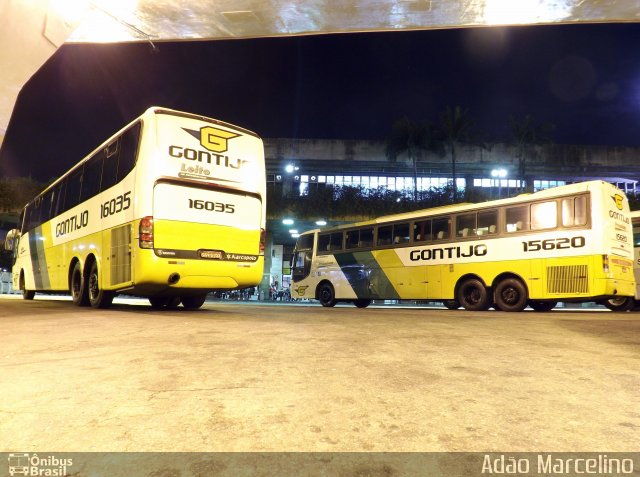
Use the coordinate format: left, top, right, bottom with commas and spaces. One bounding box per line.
437, 106, 474, 201
385, 117, 433, 202
508, 114, 555, 191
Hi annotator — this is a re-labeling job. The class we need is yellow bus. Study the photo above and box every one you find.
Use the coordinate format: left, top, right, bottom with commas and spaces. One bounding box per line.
5, 107, 265, 309
291, 180, 635, 312
604, 209, 640, 311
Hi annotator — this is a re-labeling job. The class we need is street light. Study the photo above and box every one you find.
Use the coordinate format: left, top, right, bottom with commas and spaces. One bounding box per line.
491, 168, 508, 198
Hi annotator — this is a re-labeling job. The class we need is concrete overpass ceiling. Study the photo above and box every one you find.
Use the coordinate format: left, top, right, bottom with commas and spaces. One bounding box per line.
64, 1, 640, 43
1, 0, 639, 144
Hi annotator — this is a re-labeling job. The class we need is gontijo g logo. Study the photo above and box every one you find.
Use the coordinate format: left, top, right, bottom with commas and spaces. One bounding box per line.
185, 126, 240, 153
612, 193, 624, 211
169, 126, 248, 176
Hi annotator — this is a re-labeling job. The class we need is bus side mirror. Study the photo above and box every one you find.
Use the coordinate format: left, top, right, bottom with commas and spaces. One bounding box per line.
4, 229, 20, 252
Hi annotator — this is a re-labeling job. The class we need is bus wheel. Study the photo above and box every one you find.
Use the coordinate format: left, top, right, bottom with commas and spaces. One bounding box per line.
457, 278, 491, 311
181, 294, 207, 309
167, 297, 182, 308
20, 273, 35, 300
494, 278, 528, 312
354, 299, 371, 308
318, 282, 337, 307
603, 296, 634, 312
442, 300, 460, 310
71, 262, 89, 306
149, 297, 169, 309
88, 261, 114, 309
529, 300, 557, 312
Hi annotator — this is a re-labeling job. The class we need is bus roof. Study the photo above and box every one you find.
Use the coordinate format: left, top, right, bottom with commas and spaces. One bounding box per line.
300, 180, 616, 235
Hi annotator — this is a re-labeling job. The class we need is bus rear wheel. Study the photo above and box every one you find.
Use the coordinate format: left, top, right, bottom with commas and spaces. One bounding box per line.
603, 296, 635, 312
70, 261, 89, 306
529, 300, 557, 312
442, 300, 460, 310
181, 294, 207, 309
149, 297, 170, 309
318, 282, 337, 307
354, 299, 371, 308
457, 278, 491, 311
494, 278, 528, 312
88, 261, 114, 309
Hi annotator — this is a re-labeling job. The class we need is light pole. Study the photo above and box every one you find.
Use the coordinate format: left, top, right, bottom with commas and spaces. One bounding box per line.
491, 168, 508, 198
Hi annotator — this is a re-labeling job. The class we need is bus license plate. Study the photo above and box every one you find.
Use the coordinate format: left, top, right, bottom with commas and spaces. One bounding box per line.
199, 250, 224, 260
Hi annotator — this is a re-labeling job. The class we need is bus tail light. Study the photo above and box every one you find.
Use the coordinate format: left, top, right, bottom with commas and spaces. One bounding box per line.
139, 216, 154, 249
259, 228, 266, 253
602, 254, 609, 273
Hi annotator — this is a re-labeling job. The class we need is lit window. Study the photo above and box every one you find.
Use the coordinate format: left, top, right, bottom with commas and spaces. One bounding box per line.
531, 201, 557, 230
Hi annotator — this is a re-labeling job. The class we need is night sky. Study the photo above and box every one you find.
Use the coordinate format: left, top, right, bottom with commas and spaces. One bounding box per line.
2, 22, 640, 182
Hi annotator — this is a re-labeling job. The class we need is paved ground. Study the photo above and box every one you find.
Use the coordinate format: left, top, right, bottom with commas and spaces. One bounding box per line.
1, 295, 638, 452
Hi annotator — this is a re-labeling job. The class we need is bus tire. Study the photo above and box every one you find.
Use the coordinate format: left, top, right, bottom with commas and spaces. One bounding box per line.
181, 294, 207, 309
603, 296, 634, 312
149, 297, 169, 308
494, 278, 528, 312
529, 300, 557, 312
457, 278, 491, 311
20, 272, 35, 300
318, 282, 337, 307
354, 299, 371, 308
88, 261, 114, 309
71, 261, 89, 306
442, 300, 460, 310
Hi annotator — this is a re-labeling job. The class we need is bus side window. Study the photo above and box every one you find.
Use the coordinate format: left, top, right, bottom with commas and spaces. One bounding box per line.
329, 232, 343, 251
22, 204, 33, 233
456, 213, 477, 237
102, 141, 119, 191
506, 206, 530, 233
433, 217, 450, 240
477, 209, 498, 236
318, 234, 331, 252
377, 225, 392, 246
117, 122, 141, 182
40, 190, 54, 225
393, 223, 410, 244
346, 230, 359, 249
80, 152, 104, 202
562, 196, 588, 227
360, 228, 374, 247
413, 220, 431, 242
65, 168, 83, 210
531, 201, 557, 230
52, 181, 66, 218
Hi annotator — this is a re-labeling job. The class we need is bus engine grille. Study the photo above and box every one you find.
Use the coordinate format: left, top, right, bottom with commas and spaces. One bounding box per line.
546, 265, 589, 294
